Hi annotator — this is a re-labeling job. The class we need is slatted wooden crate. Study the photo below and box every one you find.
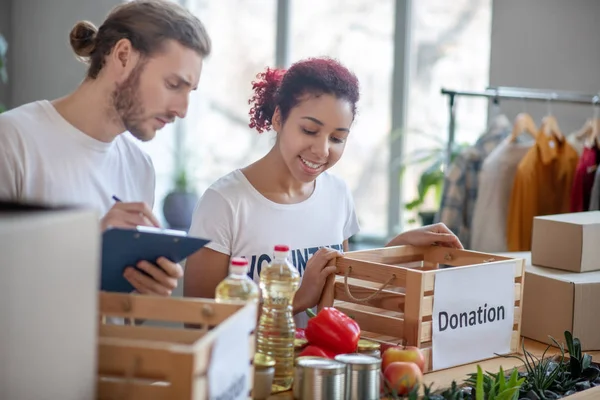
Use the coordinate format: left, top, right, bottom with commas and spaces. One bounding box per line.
97, 292, 257, 400
317, 245, 526, 372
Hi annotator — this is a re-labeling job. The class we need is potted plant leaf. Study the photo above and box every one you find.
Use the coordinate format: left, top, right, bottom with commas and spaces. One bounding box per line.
398, 129, 469, 226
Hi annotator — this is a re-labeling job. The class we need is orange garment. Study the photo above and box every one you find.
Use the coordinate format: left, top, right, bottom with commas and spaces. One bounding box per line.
506, 131, 579, 251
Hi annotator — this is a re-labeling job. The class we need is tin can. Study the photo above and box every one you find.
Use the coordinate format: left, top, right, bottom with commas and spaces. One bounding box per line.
334, 353, 381, 400
357, 339, 381, 358
252, 353, 276, 400
293, 357, 346, 400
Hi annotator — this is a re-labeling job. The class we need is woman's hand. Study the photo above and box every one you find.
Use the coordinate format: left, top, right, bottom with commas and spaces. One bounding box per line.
386, 222, 463, 249
293, 247, 341, 313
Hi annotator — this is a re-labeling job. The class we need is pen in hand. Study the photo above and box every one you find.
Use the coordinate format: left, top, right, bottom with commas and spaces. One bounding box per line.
111, 195, 161, 228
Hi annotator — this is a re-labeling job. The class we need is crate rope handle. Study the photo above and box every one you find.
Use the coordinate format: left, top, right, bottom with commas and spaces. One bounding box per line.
343, 265, 396, 302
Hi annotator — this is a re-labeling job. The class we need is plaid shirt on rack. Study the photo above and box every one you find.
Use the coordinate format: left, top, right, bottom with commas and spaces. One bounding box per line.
435, 115, 511, 249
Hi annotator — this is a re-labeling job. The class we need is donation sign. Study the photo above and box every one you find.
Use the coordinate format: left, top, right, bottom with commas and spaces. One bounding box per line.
432, 261, 516, 370
208, 304, 257, 400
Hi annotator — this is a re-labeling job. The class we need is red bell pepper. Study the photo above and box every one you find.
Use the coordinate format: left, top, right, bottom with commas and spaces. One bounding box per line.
305, 307, 360, 355
295, 327, 306, 339
298, 344, 336, 359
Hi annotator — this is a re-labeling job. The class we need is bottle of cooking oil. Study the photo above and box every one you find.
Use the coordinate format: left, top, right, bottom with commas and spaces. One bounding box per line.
256, 244, 300, 393
215, 257, 260, 303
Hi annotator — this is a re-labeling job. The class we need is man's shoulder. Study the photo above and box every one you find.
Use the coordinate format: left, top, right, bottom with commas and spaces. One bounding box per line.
115, 133, 154, 170
0, 101, 48, 132
0, 101, 50, 147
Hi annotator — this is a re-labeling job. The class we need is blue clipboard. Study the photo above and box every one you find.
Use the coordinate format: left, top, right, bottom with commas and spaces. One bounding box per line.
101, 226, 210, 293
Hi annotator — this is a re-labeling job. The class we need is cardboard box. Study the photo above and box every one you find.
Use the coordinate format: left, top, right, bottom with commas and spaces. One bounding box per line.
521, 256, 600, 351
0, 204, 100, 400
531, 211, 600, 273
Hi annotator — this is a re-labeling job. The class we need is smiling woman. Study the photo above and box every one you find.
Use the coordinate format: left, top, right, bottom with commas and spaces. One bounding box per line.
184, 57, 361, 330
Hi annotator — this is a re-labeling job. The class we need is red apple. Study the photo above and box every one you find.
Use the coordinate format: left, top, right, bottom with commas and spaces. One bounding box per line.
383, 361, 423, 395
382, 345, 426, 373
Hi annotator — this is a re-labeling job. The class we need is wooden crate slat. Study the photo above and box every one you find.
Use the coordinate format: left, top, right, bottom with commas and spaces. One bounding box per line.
420, 295, 434, 318
99, 291, 244, 326
100, 324, 205, 345
425, 247, 514, 266
333, 280, 405, 312
98, 338, 185, 380
334, 303, 404, 339
335, 257, 408, 287
342, 245, 430, 263
97, 378, 172, 400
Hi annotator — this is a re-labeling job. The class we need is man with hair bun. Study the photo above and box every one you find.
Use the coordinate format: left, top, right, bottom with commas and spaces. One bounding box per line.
184, 57, 463, 328
0, 0, 211, 298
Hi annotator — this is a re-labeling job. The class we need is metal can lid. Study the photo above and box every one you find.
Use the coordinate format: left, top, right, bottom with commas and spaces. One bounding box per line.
358, 339, 381, 351
294, 338, 308, 349
334, 353, 381, 370
294, 356, 323, 366
296, 358, 347, 375
254, 353, 275, 369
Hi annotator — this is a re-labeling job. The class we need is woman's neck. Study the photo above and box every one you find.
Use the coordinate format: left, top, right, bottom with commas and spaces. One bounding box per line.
242, 147, 315, 204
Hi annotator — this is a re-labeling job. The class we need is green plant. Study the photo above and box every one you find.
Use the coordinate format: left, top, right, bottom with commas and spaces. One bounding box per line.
396, 128, 470, 220
170, 145, 197, 194
564, 330, 593, 380
464, 365, 524, 400
174, 169, 192, 193
0, 32, 8, 113
500, 335, 567, 398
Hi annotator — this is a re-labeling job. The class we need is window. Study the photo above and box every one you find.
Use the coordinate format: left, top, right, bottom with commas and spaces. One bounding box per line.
403, 0, 493, 227
290, 0, 395, 237
149, 0, 493, 237
183, 0, 277, 192
136, 124, 176, 225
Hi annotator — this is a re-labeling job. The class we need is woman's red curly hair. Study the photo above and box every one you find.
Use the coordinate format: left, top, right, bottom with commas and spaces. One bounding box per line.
248, 57, 360, 134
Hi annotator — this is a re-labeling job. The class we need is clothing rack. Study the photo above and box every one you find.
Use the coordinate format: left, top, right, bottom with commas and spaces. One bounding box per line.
440, 86, 600, 171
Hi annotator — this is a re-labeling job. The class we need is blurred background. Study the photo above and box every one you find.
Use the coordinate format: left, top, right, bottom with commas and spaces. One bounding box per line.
1, 0, 600, 248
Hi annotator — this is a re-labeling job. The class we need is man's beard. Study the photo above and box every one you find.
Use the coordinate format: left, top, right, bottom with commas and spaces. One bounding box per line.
111, 62, 151, 142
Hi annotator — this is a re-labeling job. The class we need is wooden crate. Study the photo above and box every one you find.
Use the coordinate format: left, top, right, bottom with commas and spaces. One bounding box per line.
97, 292, 257, 400
317, 245, 526, 373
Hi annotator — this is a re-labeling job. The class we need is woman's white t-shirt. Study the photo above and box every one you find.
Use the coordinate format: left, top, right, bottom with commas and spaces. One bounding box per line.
188, 169, 360, 327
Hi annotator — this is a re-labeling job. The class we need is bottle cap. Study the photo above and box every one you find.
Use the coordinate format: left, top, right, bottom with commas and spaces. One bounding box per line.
230, 257, 248, 274
254, 353, 275, 369
273, 244, 290, 259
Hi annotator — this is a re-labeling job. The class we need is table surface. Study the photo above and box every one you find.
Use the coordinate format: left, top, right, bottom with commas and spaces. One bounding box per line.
268, 338, 600, 399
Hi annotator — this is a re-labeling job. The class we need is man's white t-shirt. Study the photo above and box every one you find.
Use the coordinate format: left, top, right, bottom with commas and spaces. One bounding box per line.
0, 100, 155, 214
188, 169, 360, 327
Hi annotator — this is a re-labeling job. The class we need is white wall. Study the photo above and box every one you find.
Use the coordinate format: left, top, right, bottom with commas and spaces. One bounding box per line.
10, 0, 120, 107
489, 0, 600, 134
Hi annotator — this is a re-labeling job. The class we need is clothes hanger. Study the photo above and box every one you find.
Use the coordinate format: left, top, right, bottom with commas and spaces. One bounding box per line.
541, 96, 564, 141
574, 118, 592, 141
510, 112, 538, 142
573, 97, 600, 147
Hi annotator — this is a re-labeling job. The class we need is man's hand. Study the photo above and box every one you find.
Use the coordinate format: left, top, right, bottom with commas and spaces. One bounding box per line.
124, 257, 183, 296
101, 202, 160, 232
